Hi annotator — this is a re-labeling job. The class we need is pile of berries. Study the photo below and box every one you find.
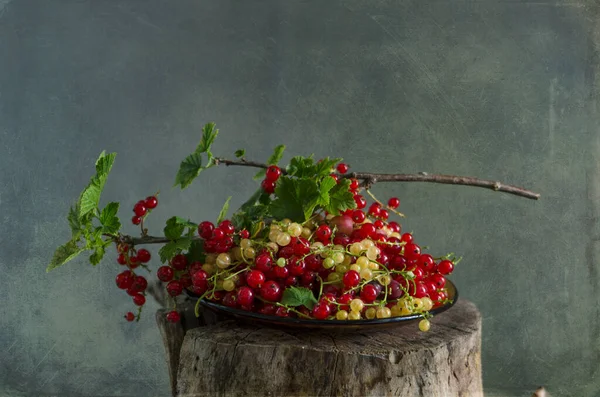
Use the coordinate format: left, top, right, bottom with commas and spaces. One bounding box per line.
116, 167, 456, 331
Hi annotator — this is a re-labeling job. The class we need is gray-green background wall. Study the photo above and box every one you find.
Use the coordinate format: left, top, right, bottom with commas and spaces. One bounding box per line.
1, 1, 598, 396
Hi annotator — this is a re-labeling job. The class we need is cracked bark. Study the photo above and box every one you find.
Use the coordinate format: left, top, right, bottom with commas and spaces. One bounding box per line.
166, 299, 482, 397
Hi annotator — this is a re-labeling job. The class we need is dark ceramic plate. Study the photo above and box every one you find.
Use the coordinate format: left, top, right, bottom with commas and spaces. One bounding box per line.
190, 279, 458, 331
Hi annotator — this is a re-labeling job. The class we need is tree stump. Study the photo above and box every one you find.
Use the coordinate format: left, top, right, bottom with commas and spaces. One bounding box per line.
158, 298, 483, 397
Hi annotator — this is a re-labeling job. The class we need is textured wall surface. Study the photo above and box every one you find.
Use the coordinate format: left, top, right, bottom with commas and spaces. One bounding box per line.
1, 1, 599, 396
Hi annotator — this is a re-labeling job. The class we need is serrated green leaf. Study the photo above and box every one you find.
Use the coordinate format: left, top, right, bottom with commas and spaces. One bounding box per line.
314, 157, 342, 177
159, 238, 193, 263
235, 149, 245, 158
198, 122, 218, 154
79, 182, 102, 218
174, 153, 203, 189
47, 240, 86, 272
164, 216, 185, 240
89, 245, 105, 265
317, 176, 337, 206
99, 202, 121, 234
254, 144, 285, 180
285, 156, 315, 178
95, 151, 117, 178
280, 287, 318, 310
323, 179, 356, 215
270, 177, 320, 222
216, 196, 232, 224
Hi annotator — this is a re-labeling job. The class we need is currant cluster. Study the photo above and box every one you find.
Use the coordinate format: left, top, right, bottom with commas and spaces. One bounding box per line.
131, 195, 158, 225
153, 164, 456, 330
115, 244, 152, 322
260, 165, 282, 194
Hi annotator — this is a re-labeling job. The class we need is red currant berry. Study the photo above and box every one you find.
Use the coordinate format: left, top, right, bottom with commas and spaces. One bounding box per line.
412, 266, 425, 281
132, 293, 146, 306
273, 265, 290, 279
431, 273, 446, 289
349, 178, 359, 191
188, 261, 203, 275
129, 255, 140, 269
166, 311, 180, 323
368, 203, 381, 217
212, 228, 225, 240
417, 254, 435, 272
373, 220, 384, 229
423, 280, 437, 295
265, 165, 282, 182
403, 243, 421, 261
437, 260, 454, 275
338, 293, 353, 311
430, 290, 443, 304
237, 287, 254, 307
132, 216, 142, 225
275, 306, 291, 317
333, 233, 350, 247
116, 271, 134, 290
352, 210, 366, 223
360, 284, 378, 303
336, 163, 349, 174
315, 225, 332, 241
198, 221, 215, 239
239, 229, 250, 239
117, 254, 127, 265
222, 292, 238, 308
329, 174, 339, 182
342, 270, 360, 288
260, 280, 282, 302
379, 209, 389, 220
400, 233, 413, 244
387, 197, 400, 209
292, 237, 311, 256
166, 280, 183, 297
258, 303, 277, 315
131, 275, 148, 292
157, 266, 174, 282
125, 312, 135, 322
261, 179, 276, 194
254, 253, 273, 272
246, 270, 266, 289
145, 196, 158, 209
305, 255, 322, 271
288, 258, 306, 276
278, 246, 295, 259
170, 254, 188, 271
414, 282, 429, 298
191, 269, 209, 289
354, 195, 367, 209
136, 249, 151, 263
360, 223, 377, 239
312, 303, 331, 320
388, 221, 401, 233
219, 220, 235, 235
133, 201, 147, 217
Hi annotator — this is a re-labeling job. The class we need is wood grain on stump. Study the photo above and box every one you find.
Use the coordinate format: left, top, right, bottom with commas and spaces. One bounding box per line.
158, 299, 482, 397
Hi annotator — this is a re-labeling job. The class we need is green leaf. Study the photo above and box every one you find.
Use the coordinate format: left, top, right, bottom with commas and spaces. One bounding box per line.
68, 203, 82, 238
95, 151, 117, 179
254, 144, 285, 180
216, 196, 232, 224
159, 238, 193, 263
317, 176, 337, 206
164, 216, 186, 240
47, 240, 86, 272
235, 149, 245, 158
186, 240, 206, 263
174, 217, 198, 229
198, 122, 219, 156
99, 202, 121, 234
89, 245, 105, 265
280, 287, 318, 310
285, 156, 315, 178
174, 153, 203, 189
270, 177, 320, 222
313, 157, 342, 177
79, 182, 101, 218
323, 179, 356, 215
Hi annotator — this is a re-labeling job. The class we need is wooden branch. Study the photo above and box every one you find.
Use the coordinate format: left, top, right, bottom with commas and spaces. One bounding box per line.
213, 157, 540, 200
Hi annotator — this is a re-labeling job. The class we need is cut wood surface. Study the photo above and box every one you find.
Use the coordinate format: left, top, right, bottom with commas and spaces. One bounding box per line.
162, 299, 483, 397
